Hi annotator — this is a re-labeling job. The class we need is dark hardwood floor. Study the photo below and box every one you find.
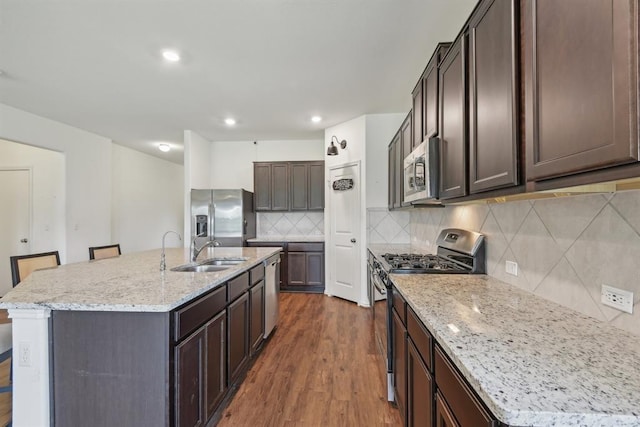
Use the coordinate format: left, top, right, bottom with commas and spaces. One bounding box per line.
218, 293, 401, 427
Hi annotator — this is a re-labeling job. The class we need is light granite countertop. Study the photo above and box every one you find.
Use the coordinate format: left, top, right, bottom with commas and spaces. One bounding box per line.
247, 236, 325, 242
0, 247, 281, 312
389, 273, 640, 426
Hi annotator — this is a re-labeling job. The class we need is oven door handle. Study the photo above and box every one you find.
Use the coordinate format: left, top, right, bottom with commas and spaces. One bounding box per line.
372, 273, 387, 295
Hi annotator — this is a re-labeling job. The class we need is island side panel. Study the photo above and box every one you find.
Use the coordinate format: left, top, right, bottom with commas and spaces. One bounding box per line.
51, 310, 171, 427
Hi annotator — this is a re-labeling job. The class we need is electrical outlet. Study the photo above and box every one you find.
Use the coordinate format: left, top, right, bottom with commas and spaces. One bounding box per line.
19, 341, 32, 367
601, 285, 634, 314
505, 260, 518, 276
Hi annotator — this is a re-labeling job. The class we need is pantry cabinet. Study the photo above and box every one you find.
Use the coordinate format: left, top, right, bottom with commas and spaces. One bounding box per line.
524, 0, 639, 181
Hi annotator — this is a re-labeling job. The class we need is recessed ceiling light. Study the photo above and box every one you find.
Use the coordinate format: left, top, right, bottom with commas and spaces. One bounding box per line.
225, 118, 236, 126
162, 50, 181, 62
311, 116, 322, 123
158, 143, 171, 152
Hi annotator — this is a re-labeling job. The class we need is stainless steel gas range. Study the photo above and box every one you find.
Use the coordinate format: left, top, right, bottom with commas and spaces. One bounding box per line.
368, 228, 486, 403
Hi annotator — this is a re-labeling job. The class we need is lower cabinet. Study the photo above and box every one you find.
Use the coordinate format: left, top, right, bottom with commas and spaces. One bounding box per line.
205, 310, 227, 418
250, 279, 265, 355
407, 338, 433, 427
435, 393, 460, 427
392, 307, 407, 424
228, 292, 250, 384
175, 327, 206, 427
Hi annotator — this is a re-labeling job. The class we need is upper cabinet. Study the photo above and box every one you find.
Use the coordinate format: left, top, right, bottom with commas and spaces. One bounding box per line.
524, 0, 639, 181
468, 0, 520, 193
422, 43, 451, 144
388, 113, 413, 210
254, 161, 325, 212
439, 36, 468, 200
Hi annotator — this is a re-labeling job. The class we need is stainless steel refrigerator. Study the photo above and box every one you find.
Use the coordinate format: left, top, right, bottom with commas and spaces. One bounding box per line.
191, 189, 256, 247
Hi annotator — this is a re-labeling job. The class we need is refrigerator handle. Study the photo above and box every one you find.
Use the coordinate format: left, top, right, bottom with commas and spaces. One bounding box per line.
243, 219, 248, 236
209, 201, 215, 241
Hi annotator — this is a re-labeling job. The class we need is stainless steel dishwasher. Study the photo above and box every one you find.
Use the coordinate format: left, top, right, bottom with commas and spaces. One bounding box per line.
264, 253, 280, 338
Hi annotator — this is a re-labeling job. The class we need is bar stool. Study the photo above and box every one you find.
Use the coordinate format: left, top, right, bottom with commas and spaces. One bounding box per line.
10, 251, 61, 287
88, 244, 121, 260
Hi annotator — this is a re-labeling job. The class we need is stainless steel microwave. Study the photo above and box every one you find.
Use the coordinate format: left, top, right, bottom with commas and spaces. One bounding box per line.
403, 137, 439, 203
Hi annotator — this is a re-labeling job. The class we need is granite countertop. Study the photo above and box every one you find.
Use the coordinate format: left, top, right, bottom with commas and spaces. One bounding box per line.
0, 247, 281, 313
247, 236, 325, 242
389, 273, 640, 426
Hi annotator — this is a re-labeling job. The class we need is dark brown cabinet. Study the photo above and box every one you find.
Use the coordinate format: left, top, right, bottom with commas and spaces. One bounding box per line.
412, 80, 423, 150
388, 122, 406, 211
392, 305, 407, 424
228, 292, 249, 384
388, 133, 399, 209
439, 35, 468, 200
424, 43, 451, 142
524, 0, 639, 182
249, 279, 265, 355
254, 161, 325, 211
408, 339, 433, 427
175, 327, 205, 427
205, 310, 226, 418
468, 0, 519, 193
287, 242, 325, 292
435, 393, 460, 427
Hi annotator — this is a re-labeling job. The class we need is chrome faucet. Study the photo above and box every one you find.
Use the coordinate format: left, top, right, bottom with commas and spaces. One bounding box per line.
160, 230, 182, 271
191, 238, 220, 262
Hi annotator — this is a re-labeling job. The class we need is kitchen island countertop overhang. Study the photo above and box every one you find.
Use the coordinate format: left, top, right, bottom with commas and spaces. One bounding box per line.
0, 246, 282, 312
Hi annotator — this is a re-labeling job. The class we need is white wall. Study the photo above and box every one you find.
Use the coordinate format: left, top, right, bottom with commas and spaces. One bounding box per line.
0, 103, 112, 263
365, 114, 406, 208
183, 130, 212, 245
210, 139, 324, 190
111, 144, 184, 253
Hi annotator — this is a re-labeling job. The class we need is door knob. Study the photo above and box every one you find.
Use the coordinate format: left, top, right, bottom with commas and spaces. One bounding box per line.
20, 238, 28, 243
350, 238, 356, 243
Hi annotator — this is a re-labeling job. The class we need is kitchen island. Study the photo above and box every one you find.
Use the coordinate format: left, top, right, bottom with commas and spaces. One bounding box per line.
389, 272, 640, 426
0, 246, 281, 427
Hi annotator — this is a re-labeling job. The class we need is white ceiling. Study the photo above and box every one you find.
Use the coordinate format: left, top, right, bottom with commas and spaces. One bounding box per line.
0, 0, 477, 164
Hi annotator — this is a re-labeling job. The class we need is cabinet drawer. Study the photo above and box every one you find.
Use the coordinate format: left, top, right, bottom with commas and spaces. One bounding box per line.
392, 287, 406, 325
228, 272, 250, 303
246, 241, 286, 249
250, 264, 264, 286
174, 286, 226, 342
288, 242, 324, 252
407, 306, 433, 372
435, 346, 494, 427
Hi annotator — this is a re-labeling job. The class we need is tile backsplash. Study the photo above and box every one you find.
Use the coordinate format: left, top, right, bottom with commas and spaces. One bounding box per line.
257, 212, 324, 238
367, 208, 410, 244
410, 190, 640, 336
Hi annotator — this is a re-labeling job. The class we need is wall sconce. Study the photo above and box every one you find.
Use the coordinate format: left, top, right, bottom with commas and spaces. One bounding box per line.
327, 135, 347, 156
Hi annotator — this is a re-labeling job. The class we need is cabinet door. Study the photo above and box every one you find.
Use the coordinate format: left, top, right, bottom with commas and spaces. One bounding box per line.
469, 0, 519, 193
525, 0, 639, 181
394, 134, 403, 209
392, 309, 407, 424
228, 293, 249, 384
271, 163, 289, 211
388, 142, 395, 210
308, 162, 325, 210
407, 339, 433, 427
435, 393, 460, 427
306, 252, 324, 287
254, 163, 272, 211
290, 163, 309, 211
175, 328, 205, 427
423, 63, 439, 141
205, 310, 226, 419
412, 83, 423, 149
250, 280, 265, 354
402, 112, 413, 160
287, 252, 306, 286
439, 36, 468, 200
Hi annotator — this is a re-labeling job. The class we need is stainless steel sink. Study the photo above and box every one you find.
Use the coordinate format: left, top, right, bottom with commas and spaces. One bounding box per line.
170, 264, 231, 273
200, 257, 248, 266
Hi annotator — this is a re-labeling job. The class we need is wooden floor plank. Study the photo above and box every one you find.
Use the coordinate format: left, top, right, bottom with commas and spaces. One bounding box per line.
218, 293, 401, 427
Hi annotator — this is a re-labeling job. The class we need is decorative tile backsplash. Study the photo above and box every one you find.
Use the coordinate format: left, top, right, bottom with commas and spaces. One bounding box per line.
410, 190, 640, 336
257, 212, 324, 238
367, 208, 410, 244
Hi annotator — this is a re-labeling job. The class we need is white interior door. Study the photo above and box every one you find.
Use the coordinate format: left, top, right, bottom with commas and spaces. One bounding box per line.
0, 169, 31, 295
328, 163, 361, 303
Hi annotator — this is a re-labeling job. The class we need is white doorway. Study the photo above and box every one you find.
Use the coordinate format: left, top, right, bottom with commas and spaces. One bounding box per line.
0, 168, 32, 294
327, 162, 362, 304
